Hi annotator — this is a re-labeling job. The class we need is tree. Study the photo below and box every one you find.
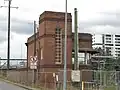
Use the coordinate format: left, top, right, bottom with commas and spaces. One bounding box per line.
104, 58, 116, 71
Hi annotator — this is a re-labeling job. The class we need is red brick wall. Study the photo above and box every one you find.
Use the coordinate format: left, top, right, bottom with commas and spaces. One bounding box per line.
38, 11, 72, 68
43, 37, 55, 65
79, 39, 92, 48
39, 21, 45, 37
27, 38, 39, 68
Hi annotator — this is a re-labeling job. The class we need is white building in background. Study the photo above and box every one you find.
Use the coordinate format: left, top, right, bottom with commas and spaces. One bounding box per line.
92, 34, 120, 57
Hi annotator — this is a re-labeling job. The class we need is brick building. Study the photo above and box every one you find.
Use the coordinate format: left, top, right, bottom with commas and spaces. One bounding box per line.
25, 11, 97, 87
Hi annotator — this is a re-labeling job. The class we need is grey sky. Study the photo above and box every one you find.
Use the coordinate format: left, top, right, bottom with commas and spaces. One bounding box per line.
0, 0, 120, 58
0, 15, 33, 35
0, 31, 7, 43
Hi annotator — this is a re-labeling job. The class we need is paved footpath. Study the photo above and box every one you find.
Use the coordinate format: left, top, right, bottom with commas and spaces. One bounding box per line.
0, 80, 27, 90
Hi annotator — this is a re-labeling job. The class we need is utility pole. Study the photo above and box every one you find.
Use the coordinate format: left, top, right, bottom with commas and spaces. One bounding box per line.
32, 21, 36, 85
34, 21, 36, 56
74, 8, 78, 70
0, 0, 18, 70
63, 0, 67, 90
34, 21, 37, 56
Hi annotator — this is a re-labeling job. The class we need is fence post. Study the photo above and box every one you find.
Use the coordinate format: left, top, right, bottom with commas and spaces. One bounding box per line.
104, 71, 106, 86
80, 70, 82, 90
82, 81, 84, 90
45, 73, 46, 89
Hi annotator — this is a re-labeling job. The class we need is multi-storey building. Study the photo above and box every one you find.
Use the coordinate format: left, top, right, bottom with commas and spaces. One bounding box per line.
92, 34, 120, 57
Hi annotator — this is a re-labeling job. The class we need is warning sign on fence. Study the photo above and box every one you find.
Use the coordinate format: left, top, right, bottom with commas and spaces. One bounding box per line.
71, 70, 80, 82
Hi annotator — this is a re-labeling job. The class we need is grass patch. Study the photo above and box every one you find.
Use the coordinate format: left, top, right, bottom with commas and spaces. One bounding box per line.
104, 86, 116, 90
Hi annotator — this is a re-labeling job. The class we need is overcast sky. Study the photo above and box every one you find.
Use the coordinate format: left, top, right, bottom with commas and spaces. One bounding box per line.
0, 0, 120, 59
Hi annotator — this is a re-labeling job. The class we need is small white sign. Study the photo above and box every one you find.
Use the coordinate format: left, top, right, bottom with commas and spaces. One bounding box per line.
30, 65, 37, 69
71, 70, 80, 82
30, 56, 38, 69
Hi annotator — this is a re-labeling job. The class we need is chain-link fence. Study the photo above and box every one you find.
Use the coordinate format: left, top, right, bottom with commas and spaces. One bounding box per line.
0, 69, 120, 90
0, 69, 81, 90
82, 81, 99, 90
81, 70, 120, 90
0, 70, 57, 90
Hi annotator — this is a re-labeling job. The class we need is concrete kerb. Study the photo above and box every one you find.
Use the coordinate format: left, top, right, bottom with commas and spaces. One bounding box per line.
0, 78, 39, 90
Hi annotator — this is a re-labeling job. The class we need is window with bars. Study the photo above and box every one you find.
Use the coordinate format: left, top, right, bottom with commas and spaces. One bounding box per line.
55, 28, 62, 64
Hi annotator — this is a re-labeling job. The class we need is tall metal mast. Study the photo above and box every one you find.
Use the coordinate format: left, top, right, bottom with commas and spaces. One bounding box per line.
74, 8, 79, 70
63, 0, 67, 90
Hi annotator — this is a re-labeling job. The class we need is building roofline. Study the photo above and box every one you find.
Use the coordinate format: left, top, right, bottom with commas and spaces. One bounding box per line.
40, 11, 72, 17
27, 32, 39, 42
72, 48, 99, 54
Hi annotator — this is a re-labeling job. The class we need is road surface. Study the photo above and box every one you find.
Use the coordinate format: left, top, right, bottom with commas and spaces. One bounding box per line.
0, 80, 27, 90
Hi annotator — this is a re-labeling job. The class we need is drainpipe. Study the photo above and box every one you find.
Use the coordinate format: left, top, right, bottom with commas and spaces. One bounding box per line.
74, 8, 79, 70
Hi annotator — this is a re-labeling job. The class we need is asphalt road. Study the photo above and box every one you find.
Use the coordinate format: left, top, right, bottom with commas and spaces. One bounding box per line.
0, 80, 27, 90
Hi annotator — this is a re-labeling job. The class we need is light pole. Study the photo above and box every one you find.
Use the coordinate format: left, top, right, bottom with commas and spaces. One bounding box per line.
7, 0, 11, 70
63, 0, 67, 90
74, 8, 78, 70
0, 0, 18, 70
